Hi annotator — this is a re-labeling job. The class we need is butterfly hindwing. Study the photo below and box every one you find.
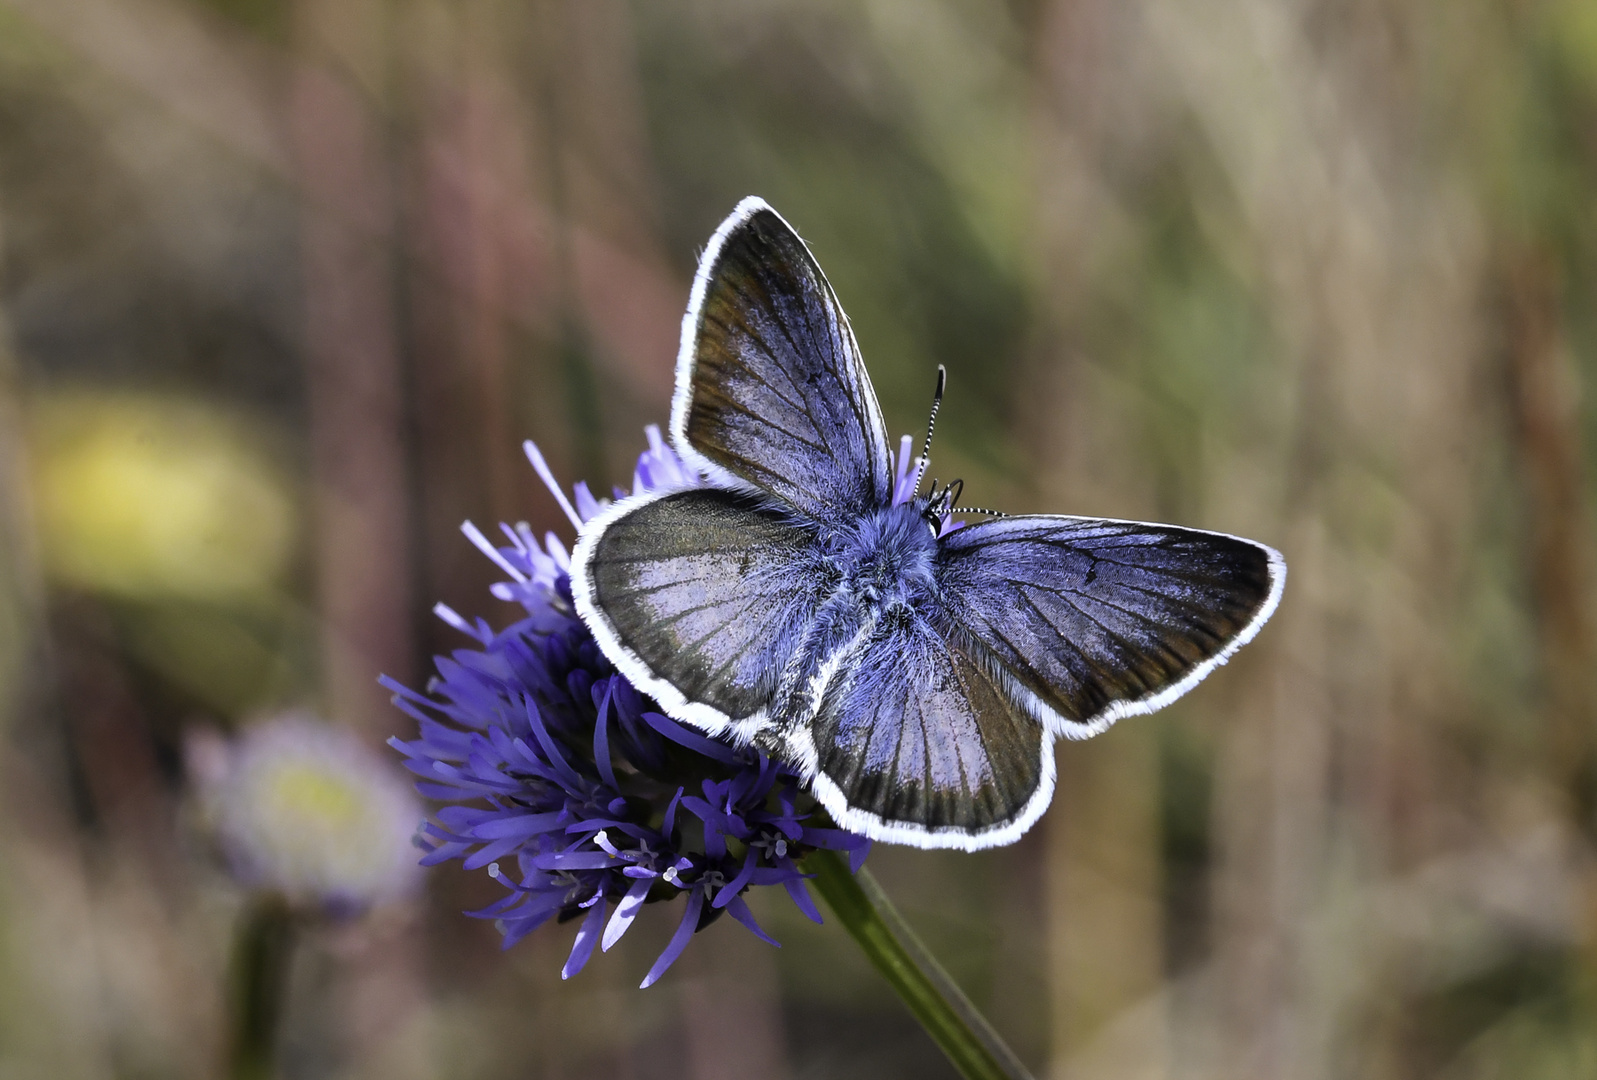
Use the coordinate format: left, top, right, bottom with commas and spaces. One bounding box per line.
674, 198, 895, 524
795, 607, 1050, 850
574, 487, 838, 733
935, 516, 1285, 735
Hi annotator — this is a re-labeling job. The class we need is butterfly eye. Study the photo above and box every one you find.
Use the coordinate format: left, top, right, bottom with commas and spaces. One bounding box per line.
921, 478, 1007, 535
921, 479, 948, 529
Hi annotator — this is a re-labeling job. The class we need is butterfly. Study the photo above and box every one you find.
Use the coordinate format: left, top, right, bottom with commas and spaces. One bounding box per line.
571, 197, 1285, 851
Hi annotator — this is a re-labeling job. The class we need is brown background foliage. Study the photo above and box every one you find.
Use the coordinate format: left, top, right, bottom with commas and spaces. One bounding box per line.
1, 2, 1595, 1078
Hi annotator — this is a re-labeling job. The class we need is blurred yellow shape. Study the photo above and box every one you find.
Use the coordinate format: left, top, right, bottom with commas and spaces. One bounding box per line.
261, 763, 365, 834
29, 392, 296, 599
1555, 0, 1597, 88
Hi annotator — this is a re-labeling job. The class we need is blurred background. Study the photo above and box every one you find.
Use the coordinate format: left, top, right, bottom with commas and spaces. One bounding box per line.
1, 1, 1595, 1078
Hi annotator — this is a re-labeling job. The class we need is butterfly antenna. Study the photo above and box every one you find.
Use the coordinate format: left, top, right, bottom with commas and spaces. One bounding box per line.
933, 476, 1009, 521
912, 365, 946, 496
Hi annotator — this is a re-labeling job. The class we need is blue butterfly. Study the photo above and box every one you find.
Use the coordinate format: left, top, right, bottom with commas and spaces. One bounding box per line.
572, 197, 1285, 850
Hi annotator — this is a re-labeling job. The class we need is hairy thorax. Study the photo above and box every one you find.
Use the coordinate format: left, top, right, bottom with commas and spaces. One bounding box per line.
824, 501, 939, 615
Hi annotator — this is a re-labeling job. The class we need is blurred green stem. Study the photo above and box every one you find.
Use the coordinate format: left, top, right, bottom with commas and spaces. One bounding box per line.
804, 848, 1035, 1080
227, 895, 296, 1080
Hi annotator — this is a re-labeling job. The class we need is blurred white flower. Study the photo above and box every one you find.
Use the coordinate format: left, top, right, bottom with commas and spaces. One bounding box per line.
190, 713, 422, 911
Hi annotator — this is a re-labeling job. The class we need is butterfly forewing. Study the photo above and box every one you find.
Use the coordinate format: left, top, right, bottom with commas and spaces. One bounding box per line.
936, 516, 1284, 734
799, 609, 1049, 849
577, 488, 838, 730
675, 199, 895, 524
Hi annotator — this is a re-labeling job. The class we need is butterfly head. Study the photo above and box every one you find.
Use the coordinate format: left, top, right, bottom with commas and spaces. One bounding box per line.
922, 478, 965, 534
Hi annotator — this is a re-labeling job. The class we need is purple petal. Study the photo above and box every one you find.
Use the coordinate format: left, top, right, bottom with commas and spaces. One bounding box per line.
713, 848, 759, 908
603, 877, 653, 952
783, 878, 823, 924
725, 895, 781, 947
523, 701, 584, 791
662, 787, 684, 838
850, 841, 871, 874
573, 482, 602, 521
466, 888, 530, 913
640, 887, 704, 989
381, 674, 433, 704
592, 683, 619, 790
746, 866, 805, 886
639, 711, 739, 764
564, 819, 651, 841
680, 796, 716, 821
801, 827, 869, 852
561, 899, 608, 979
702, 816, 736, 860
531, 849, 619, 871
499, 906, 558, 949
469, 811, 565, 840
461, 836, 526, 870
418, 841, 471, 866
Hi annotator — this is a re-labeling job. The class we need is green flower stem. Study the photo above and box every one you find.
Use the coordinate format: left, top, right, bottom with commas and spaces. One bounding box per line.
227, 895, 297, 1080
804, 848, 1035, 1080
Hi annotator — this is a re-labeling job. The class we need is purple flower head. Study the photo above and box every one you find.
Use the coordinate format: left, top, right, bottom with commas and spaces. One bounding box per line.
189, 712, 422, 913
387, 426, 870, 988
